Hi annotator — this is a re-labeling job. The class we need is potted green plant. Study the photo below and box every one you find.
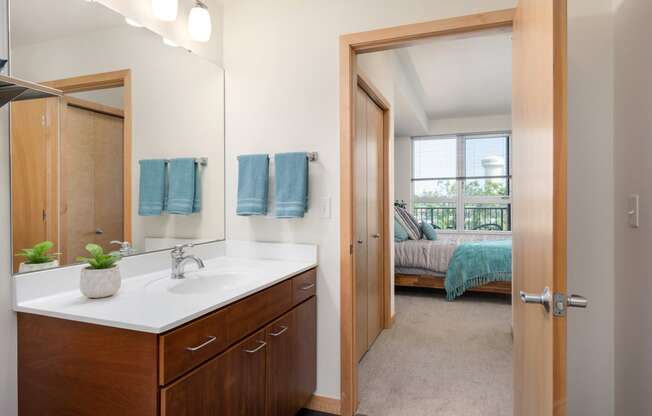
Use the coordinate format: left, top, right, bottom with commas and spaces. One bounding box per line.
16, 241, 59, 273
76, 244, 121, 299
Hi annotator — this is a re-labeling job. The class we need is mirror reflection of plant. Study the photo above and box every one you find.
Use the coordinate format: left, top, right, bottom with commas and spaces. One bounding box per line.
76, 244, 120, 269
16, 241, 59, 264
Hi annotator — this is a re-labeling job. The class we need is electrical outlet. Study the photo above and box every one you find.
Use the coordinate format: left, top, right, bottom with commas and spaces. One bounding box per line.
319, 197, 331, 219
628, 194, 639, 228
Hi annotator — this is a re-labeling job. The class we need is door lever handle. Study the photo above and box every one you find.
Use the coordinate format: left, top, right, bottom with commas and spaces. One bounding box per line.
520, 287, 552, 311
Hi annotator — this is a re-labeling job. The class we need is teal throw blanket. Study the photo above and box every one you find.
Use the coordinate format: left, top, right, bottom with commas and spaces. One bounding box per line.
445, 239, 512, 300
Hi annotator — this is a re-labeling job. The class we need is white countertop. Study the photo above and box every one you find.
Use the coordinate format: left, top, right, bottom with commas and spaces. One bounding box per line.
13, 241, 317, 334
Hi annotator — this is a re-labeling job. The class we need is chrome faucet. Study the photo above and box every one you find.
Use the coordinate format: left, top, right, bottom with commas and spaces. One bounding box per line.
170, 243, 205, 279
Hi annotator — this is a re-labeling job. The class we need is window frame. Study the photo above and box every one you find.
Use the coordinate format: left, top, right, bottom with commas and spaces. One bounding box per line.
410, 131, 513, 234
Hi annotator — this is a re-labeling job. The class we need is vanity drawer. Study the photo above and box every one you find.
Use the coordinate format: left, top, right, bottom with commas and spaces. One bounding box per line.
160, 279, 294, 385
292, 269, 316, 305
159, 308, 230, 385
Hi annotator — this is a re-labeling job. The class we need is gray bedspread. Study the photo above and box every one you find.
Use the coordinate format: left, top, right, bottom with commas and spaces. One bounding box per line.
394, 234, 508, 274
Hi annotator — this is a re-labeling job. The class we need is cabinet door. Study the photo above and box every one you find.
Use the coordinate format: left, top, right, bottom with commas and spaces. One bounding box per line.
162, 330, 267, 416
292, 297, 317, 410
266, 312, 295, 416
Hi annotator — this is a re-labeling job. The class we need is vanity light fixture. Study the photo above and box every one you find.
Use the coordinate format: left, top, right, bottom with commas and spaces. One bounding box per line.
125, 18, 143, 28
152, 0, 178, 22
188, 1, 212, 42
162, 37, 179, 48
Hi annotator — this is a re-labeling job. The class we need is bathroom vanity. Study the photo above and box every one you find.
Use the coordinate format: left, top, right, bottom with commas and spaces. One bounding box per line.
14, 242, 318, 416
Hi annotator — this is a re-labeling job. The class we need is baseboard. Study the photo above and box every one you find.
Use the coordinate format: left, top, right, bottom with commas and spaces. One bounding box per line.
304, 394, 341, 415
390, 312, 396, 327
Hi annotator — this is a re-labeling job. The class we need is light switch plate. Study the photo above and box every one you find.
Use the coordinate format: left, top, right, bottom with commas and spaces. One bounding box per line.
628, 194, 639, 228
319, 197, 331, 219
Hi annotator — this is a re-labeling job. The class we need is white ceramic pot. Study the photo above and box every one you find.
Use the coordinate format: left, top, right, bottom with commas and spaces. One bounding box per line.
18, 260, 59, 273
80, 266, 122, 299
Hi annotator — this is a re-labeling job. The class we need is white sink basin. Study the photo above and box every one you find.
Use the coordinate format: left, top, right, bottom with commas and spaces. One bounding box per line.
144, 267, 259, 295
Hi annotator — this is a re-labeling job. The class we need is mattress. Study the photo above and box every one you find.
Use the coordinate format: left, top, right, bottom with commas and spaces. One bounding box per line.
394, 234, 508, 274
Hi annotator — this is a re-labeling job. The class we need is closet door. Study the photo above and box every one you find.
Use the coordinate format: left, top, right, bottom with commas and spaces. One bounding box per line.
62, 105, 97, 264
93, 111, 124, 250
62, 104, 124, 263
10, 98, 59, 272
364, 94, 383, 349
354, 86, 369, 362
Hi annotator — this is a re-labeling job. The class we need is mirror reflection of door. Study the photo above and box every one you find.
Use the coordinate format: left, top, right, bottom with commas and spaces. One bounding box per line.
61, 97, 125, 264
10, 83, 127, 269
10, 98, 59, 273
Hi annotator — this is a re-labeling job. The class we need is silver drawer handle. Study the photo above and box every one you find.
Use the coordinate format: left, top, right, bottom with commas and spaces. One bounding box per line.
244, 340, 266, 354
299, 283, 315, 291
186, 336, 217, 352
269, 325, 289, 337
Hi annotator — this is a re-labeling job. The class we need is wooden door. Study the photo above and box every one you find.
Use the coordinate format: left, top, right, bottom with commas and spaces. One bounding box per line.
354, 87, 369, 362
266, 312, 295, 416
92, 111, 124, 249
61, 104, 123, 263
365, 90, 383, 349
512, 0, 568, 415
161, 330, 267, 416
354, 85, 384, 361
10, 98, 59, 272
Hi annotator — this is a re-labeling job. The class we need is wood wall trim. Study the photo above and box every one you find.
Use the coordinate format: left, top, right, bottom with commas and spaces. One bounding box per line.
304, 395, 342, 415
342, 9, 515, 54
339, 10, 515, 416
64, 96, 124, 118
42, 69, 131, 93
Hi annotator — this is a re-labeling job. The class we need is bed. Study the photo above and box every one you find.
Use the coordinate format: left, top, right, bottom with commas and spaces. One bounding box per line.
394, 235, 512, 299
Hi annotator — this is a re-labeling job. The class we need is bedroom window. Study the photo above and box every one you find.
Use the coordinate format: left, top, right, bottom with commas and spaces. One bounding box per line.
411, 133, 512, 232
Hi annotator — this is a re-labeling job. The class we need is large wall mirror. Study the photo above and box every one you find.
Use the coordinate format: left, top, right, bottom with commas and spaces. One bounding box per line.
9, 0, 225, 274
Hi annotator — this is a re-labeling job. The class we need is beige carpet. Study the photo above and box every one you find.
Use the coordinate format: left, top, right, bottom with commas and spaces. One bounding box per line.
357, 288, 513, 416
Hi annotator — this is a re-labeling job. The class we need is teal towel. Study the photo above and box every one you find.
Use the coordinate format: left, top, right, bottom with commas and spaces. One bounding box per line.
237, 154, 269, 216
167, 158, 196, 215
193, 163, 202, 213
138, 159, 167, 216
445, 239, 512, 300
275, 152, 309, 218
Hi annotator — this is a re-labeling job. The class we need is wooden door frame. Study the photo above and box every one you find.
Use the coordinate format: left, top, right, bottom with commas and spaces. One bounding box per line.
339, 10, 516, 416
43, 70, 133, 248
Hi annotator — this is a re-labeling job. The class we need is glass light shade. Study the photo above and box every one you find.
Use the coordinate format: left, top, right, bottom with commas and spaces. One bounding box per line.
188, 2, 212, 42
152, 0, 178, 22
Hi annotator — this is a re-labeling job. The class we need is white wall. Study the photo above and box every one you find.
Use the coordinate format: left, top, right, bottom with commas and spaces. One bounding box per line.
428, 114, 512, 135
222, 0, 519, 400
567, 1, 615, 415
0, 0, 16, 412
12, 25, 225, 252
613, 0, 652, 414
394, 136, 412, 208
223, 0, 617, 412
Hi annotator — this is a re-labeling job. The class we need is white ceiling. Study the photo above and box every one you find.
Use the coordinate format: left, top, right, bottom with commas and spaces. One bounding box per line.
11, 0, 123, 47
399, 28, 512, 120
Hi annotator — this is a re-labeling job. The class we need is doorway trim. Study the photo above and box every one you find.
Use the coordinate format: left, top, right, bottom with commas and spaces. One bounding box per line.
339, 10, 515, 416
43, 69, 133, 245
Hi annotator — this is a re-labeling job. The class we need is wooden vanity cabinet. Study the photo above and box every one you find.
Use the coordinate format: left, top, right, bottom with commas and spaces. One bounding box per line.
18, 268, 317, 416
